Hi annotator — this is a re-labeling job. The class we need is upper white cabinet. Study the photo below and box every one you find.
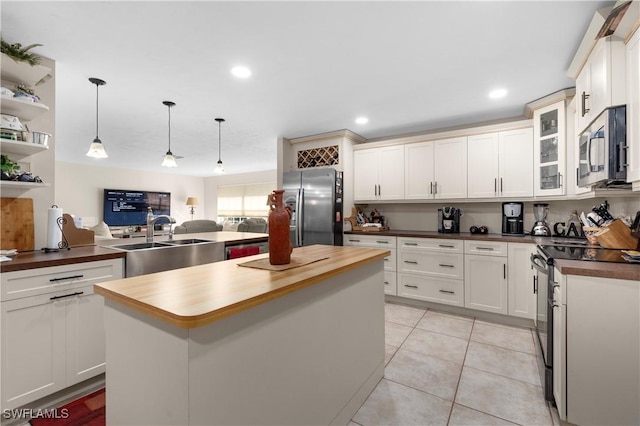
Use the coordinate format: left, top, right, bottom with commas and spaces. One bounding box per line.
575, 36, 626, 133
533, 100, 567, 196
467, 128, 533, 199
353, 145, 404, 201
627, 28, 640, 189
405, 137, 467, 199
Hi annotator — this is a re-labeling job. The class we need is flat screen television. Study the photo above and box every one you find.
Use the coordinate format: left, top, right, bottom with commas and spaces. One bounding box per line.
103, 189, 171, 226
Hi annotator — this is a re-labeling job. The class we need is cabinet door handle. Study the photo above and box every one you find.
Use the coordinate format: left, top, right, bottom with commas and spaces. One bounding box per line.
504, 264, 507, 279
348, 239, 360, 243
404, 284, 418, 289
374, 185, 377, 197
558, 172, 563, 188
476, 247, 494, 251
384, 281, 390, 285
438, 244, 455, 248
50, 291, 84, 301
49, 274, 84, 282
439, 264, 455, 268
376, 240, 389, 244
378, 184, 381, 197
439, 289, 455, 294
533, 275, 538, 294
430, 181, 433, 194
434, 181, 438, 194
404, 260, 418, 264
500, 178, 503, 193
404, 242, 418, 246
581, 91, 590, 117
494, 178, 497, 194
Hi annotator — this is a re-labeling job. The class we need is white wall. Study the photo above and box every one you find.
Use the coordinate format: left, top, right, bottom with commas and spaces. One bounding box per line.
203, 169, 277, 218
55, 161, 205, 227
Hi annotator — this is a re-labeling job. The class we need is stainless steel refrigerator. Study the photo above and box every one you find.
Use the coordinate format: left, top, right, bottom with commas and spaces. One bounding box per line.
283, 168, 343, 247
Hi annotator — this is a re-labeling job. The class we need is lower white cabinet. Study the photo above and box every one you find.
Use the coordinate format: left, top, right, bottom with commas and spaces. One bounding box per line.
507, 243, 535, 319
398, 238, 464, 306
0, 259, 123, 410
464, 246, 508, 315
344, 235, 397, 295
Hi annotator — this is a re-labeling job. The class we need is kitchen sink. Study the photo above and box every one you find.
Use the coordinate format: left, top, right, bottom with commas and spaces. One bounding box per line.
105, 240, 224, 277
111, 242, 174, 251
161, 238, 215, 245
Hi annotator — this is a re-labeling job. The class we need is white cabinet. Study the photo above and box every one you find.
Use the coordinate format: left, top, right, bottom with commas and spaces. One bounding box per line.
533, 101, 567, 196
353, 146, 404, 201
463, 241, 507, 315
404, 137, 467, 199
344, 235, 397, 295
507, 243, 535, 319
0, 259, 123, 410
575, 36, 626, 134
467, 128, 533, 198
627, 28, 640, 188
564, 273, 639, 426
397, 238, 464, 306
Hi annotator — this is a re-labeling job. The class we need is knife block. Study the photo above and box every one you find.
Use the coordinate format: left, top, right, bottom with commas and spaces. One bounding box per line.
593, 219, 639, 250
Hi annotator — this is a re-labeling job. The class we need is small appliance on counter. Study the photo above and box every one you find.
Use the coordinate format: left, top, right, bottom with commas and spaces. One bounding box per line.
532, 203, 551, 236
438, 207, 460, 233
502, 202, 524, 236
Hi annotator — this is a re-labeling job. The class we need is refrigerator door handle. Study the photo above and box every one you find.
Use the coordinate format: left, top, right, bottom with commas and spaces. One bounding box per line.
297, 188, 304, 246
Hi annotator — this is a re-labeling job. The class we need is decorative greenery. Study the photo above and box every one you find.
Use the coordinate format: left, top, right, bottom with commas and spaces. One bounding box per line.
1, 155, 19, 174
1, 37, 42, 66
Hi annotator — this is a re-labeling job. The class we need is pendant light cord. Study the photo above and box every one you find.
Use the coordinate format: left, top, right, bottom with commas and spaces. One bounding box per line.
95, 83, 99, 139
218, 121, 221, 161
168, 104, 171, 152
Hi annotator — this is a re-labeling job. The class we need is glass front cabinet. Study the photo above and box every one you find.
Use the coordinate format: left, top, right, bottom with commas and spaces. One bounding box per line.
533, 100, 566, 196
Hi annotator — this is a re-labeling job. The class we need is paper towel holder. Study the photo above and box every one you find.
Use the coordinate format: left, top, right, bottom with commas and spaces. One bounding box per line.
42, 204, 70, 253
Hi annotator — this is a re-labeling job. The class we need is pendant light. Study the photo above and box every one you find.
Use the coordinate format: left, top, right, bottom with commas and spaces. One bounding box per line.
86, 78, 108, 158
161, 101, 177, 168
215, 117, 225, 173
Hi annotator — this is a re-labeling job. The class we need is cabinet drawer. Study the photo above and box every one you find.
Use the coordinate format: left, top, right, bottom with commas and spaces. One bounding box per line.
383, 271, 397, 296
398, 273, 464, 306
344, 234, 396, 248
398, 251, 463, 279
464, 240, 508, 257
383, 249, 396, 272
1, 259, 124, 302
398, 237, 463, 253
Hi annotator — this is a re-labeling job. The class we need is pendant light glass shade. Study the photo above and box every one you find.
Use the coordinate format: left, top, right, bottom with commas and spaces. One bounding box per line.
86, 78, 108, 158
215, 118, 225, 173
162, 101, 177, 168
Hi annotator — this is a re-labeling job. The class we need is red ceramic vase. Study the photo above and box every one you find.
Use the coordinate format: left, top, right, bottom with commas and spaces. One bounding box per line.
268, 189, 293, 265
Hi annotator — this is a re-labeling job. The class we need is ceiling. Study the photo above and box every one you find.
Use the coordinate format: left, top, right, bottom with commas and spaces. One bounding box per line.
1, 1, 614, 177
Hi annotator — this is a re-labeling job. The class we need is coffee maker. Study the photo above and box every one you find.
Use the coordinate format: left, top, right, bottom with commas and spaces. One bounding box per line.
438, 207, 460, 233
502, 202, 524, 236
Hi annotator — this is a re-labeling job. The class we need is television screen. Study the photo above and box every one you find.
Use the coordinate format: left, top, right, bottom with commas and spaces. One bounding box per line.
103, 189, 171, 226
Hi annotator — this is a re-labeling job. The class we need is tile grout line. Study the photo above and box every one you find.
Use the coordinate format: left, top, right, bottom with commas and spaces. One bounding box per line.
446, 316, 475, 425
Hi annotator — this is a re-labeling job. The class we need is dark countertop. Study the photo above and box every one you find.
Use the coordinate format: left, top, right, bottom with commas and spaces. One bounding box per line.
346, 230, 640, 281
0, 246, 126, 273
1, 231, 269, 273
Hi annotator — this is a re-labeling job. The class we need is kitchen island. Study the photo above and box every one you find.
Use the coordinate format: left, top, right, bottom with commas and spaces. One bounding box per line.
94, 244, 389, 425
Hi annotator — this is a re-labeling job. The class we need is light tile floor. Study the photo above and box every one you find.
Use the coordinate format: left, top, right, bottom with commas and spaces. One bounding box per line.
351, 302, 557, 426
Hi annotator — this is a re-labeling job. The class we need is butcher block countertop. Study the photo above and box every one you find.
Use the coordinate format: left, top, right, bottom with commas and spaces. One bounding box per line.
94, 244, 390, 329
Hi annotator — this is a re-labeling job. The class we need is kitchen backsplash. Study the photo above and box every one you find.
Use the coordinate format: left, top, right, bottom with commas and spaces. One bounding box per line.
366, 197, 640, 234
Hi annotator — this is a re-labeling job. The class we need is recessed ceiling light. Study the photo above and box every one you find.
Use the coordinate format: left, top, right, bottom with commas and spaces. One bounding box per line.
489, 89, 508, 99
231, 66, 252, 78
355, 117, 368, 125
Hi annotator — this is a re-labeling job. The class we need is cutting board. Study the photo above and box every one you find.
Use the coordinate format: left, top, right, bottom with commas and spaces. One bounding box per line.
1, 197, 35, 251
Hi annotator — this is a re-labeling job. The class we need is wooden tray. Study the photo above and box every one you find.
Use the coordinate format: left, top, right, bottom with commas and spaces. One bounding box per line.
352, 226, 389, 232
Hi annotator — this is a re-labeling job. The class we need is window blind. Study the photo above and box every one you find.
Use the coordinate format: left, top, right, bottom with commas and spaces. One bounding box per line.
217, 182, 276, 217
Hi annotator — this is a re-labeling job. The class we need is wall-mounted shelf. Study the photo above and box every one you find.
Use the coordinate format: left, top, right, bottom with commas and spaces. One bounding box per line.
0, 53, 52, 87
0, 181, 49, 189
0, 139, 49, 156
1, 96, 49, 121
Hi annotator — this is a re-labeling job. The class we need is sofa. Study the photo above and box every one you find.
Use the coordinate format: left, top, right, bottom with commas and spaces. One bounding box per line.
174, 220, 222, 234
237, 218, 268, 233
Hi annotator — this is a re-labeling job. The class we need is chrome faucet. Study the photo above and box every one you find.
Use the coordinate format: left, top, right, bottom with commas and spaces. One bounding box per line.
146, 207, 176, 243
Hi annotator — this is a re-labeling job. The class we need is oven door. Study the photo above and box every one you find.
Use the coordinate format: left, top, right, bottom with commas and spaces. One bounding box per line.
531, 251, 554, 402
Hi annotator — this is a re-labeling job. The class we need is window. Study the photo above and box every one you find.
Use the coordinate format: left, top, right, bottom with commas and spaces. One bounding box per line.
217, 182, 275, 222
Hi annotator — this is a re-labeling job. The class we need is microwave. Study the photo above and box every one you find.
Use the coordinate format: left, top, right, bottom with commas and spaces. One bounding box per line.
577, 105, 627, 188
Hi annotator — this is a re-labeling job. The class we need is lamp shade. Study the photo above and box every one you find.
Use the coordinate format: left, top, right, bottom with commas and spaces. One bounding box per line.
87, 138, 108, 158
185, 197, 199, 206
